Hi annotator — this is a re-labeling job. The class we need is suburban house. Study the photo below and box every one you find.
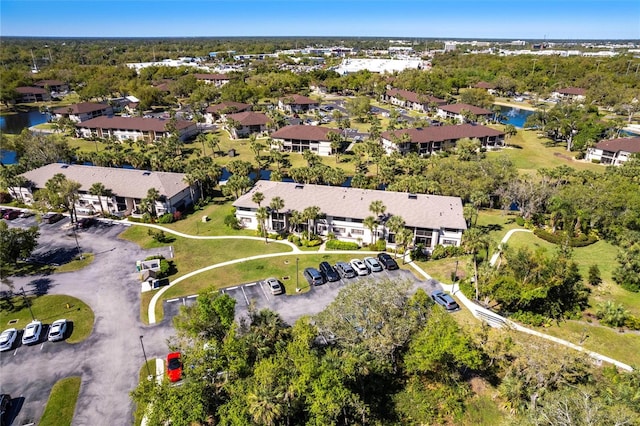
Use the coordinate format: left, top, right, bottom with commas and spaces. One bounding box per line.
225, 111, 269, 139
381, 124, 505, 155
76, 116, 198, 142
382, 88, 446, 112
204, 101, 252, 124
34, 80, 69, 93
436, 103, 495, 123
473, 81, 497, 94
585, 136, 640, 165
12, 163, 197, 218
277, 94, 320, 114
233, 181, 467, 249
15, 86, 51, 102
551, 87, 587, 102
270, 125, 340, 156
194, 73, 231, 87
53, 102, 114, 123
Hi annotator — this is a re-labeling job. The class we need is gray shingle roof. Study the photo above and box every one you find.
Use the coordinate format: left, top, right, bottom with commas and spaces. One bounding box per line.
76, 116, 194, 132
21, 164, 190, 200
227, 111, 269, 126
271, 125, 338, 141
233, 181, 467, 230
439, 103, 494, 115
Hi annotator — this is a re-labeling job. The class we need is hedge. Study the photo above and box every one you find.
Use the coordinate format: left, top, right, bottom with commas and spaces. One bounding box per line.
533, 229, 598, 247
326, 240, 360, 250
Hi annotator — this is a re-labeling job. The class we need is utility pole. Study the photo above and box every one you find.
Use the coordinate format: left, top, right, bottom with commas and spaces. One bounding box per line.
20, 287, 35, 321
295, 257, 300, 293
531, 59, 538, 75
626, 60, 633, 75
139, 335, 152, 377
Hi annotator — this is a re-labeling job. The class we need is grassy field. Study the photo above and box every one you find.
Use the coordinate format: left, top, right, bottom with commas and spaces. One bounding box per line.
38, 376, 81, 426
0, 294, 94, 343
54, 253, 95, 273
488, 128, 604, 176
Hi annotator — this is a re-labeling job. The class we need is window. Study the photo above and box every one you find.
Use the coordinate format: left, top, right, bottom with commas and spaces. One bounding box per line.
332, 227, 346, 235
442, 239, 457, 246
332, 216, 346, 222
351, 229, 364, 235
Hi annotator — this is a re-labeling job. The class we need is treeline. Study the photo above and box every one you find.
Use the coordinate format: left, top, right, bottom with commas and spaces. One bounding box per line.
132, 280, 640, 425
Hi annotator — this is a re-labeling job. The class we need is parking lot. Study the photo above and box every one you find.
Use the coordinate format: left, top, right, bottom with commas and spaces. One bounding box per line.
162, 266, 442, 326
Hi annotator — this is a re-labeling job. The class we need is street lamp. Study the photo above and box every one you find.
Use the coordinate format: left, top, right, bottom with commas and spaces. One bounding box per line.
452, 260, 459, 294
71, 224, 83, 260
20, 287, 35, 321
139, 335, 151, 377
295, 257, 300, 292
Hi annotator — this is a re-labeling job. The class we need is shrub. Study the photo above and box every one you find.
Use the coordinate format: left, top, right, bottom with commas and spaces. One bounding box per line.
224, 214, 240, 229
624, 315, 640, 331
410, 243, 429, 261
172, 211, 182, 221
511, 311, 549, 327
515, 216, 525, 226
288, 235, 302, 246
302, 238, 322, 247
591, 159, 601, 164
533, 228, 598, 247
588, 264, 602, 286
574, 151, 585, 160
596, 301, 629, 328
157, 213, 174, 224
430, 245, 448, 260
325, 240, 359, 250
127, 216, 142, 223
366, 239, 386, 252
327, 232, 336, 240
147, 229, 174, 243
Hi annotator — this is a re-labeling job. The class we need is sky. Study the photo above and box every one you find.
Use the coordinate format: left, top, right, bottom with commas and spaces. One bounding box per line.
1, 0, 639, 40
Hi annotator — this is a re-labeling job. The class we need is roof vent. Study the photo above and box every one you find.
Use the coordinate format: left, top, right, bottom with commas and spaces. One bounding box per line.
408, 193, 417, 200
142, 171, 151, 176
295, 184, 304, 189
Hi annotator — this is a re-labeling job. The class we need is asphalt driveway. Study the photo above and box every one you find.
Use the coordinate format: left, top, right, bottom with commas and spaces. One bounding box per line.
0, 218, 174, 426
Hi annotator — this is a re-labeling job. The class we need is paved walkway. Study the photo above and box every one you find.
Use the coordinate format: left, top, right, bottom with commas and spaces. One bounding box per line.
139, 221, 633, 372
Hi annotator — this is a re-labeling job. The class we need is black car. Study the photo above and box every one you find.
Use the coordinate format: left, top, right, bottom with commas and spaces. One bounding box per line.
76, 217, 96, 229
0, 393, 11, 426
42, 212, 64, 224
335, 262, 357, 279
377, 252, 399, 270
319, 261, 340, 282
303, 267, 325, 286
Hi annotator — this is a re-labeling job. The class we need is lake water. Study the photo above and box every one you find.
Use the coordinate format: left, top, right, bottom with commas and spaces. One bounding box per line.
499, 105, 534, 128
0, 109, 48, 134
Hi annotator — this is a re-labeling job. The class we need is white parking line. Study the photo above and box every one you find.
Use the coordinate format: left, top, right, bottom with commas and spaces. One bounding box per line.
13, 348, 18, 356
40, 342, 45, 351
226, 286, 238, 291
166, 298, 180, 303
258, 281, 270, 300
240, 286, 250, 306
245, 282, 257, 287
186, 295, 198, 299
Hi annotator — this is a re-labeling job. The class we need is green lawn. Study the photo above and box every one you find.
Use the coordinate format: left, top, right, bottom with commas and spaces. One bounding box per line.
55, 253, 95, 273
38, 376, 81, 426
536, 320, 640, 368
487, 128, 604, 176
0, 294, 94, 343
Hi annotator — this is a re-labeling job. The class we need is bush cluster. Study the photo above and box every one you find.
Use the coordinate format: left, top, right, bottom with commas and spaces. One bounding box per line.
533, 229, 598, 247
511, 311, 550, 327
157, 213, 174, 224
287, 234, 323, 247
430, 244, 465, 260
325, 240, 360, 250
365, 239, 386, 252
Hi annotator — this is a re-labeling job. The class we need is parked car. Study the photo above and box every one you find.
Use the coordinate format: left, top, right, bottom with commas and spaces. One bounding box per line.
265, 277, 284, 295
303, 267, 325, 286
335, 262, 357, 279
430, 290, 460, 312
377, 252, 399, 270
350, 259, 370, 276
19, 210, 35, 218
363, 257, 383, 272
41, 213, 64, 224
167, 352, 183, 382
319, 261, 340, 282
48, 319, 68, 342
2, 210, 20, 220
21, 320, 42, 345
0, 328, 18, 352
0, 393, 12, 426
75, 217, 96, 229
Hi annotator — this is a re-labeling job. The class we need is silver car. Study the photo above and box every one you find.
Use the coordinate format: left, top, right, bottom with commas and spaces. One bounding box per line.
48, 319, 68, 342
0, 328, 18, 351
350, 259, 370, 276
22, 320, 42, 345
265, 278, 283, 295
363, 257, 383, 272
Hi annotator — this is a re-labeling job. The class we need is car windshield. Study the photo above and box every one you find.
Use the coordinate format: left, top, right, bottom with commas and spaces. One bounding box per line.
168, 358, 181, 370
0, 332, 11, 342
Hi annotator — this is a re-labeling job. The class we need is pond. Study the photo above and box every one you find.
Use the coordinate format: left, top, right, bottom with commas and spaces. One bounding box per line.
0, 108, 48, 134
499, 105, 534, 128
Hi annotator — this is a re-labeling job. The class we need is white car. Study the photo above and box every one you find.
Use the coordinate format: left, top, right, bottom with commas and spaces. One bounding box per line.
0, 328, 18, 351
363, 257, 383, 273
265, 278, 284, 295
22, 320, 42, 345
48, 319, 68, 342
350, 259, 370, 276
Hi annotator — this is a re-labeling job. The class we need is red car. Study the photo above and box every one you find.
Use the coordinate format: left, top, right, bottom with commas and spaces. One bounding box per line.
167, 352, 182, 382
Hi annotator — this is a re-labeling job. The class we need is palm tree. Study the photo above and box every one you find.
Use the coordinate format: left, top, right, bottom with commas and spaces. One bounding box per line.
302, 205, 321, 237
256, 207, 270, 243
207, 135, 221, 158
269, 196, 285, 232
143, 187, 161, 218
395, 228, 414, 264
364, 215, 378, 245
89, 182, 112, 216
462, 227, 492, 301
252, 191, 265, 207
247, 387, 283, 426
327, 131, 342, 163
385, 215, 405, 243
